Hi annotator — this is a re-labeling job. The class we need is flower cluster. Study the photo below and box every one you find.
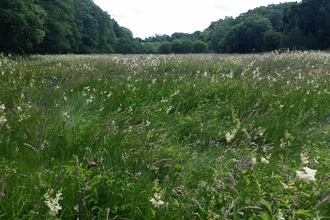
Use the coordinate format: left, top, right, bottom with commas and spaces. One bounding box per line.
225, 110, 241, 143
0, 103, 6, 125
295, 167, 317, 184
150, 179, 166, 208
44, 188, 64, 217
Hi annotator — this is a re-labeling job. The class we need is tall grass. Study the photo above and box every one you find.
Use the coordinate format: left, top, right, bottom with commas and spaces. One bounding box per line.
1, 51, 330, 219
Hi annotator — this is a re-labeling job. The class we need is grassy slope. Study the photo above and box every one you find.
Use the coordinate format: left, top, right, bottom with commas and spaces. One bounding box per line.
1, 52, 330, 219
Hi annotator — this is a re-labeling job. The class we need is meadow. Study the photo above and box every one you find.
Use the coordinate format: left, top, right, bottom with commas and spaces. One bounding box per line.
1, 51, 330, 219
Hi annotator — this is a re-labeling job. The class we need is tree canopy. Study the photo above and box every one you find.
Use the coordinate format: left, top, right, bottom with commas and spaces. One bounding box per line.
0, 0, 140, 54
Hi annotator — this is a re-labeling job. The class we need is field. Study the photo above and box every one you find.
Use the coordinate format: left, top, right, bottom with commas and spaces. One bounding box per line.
1, 51, 330, 219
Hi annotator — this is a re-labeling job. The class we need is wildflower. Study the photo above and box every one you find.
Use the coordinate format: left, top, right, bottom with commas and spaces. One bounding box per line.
277, 209, 285, 220
0, 104, 5, 111
281, 181, 294, 189
74, 204, 79, 212
72, 123, 75, 134
225, 132, 234, 143
150, 194, 165, 208
300, 152, 309, 165
44, 189, 64, 217
150, 179, 165, 208
296, 167, 317, 183
261, 157, 269, 164
0, 116, 6, 125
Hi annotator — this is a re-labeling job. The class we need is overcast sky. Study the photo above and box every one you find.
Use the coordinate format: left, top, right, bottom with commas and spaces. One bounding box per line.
93, 0, 298, 39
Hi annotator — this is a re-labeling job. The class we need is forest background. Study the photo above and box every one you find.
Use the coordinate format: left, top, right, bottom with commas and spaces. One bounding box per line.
0, 0, 329, 54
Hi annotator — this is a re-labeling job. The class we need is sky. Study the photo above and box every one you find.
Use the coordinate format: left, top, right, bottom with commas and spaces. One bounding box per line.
93, 0, 298, 39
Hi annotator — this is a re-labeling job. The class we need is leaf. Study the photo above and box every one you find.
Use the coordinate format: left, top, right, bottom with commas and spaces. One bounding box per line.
174, 163, 182, 170
259, 199, 272, 213
197, 180, 208, 188
294, 209, 313, 217
258, 212, 271, 220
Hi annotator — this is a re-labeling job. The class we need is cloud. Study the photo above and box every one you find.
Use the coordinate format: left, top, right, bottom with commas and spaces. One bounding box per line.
214, 3, 229, 11
93, 0, 298, 38
134, 8, 143, 15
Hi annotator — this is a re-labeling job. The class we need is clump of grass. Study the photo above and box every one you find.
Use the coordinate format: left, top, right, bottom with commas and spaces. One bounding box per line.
1, 51, 330, 219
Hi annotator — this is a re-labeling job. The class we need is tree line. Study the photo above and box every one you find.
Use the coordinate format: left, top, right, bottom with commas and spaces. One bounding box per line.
0, 0, 143, 54
1, 0, 329, 54
145, 0, 330, 53
200, 0, 330, 53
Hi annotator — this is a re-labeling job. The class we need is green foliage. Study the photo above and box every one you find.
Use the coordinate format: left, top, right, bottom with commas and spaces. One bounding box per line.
205, 1, 330, 53
181, 39, 193, 53
219, 14, 273, 53
0, 0, 46, 53
0, 0, 133, 54
170, 39, 183, 54
263, 30, 282, 51
158, 42, 171, 54
192, 40, 208, 53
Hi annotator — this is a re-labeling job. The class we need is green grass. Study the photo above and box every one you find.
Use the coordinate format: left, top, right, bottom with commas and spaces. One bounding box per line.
1, 51, 330, 219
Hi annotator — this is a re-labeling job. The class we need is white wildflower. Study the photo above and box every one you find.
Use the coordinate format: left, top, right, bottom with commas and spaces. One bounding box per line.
0, 104, 5, 111
281, 181, 294, 189
296, 167, 317, 183
300, 152, 309, 165
150, 196, 165, 208
225, 132, 234, 143
261, 157, 269, 164
44, 189, 64, 217
150, 179, 165, 209
0, 116, 6, 125
277, 209, 285, 220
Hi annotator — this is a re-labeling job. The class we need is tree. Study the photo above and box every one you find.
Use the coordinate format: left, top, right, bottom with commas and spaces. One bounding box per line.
219, 14, 273, 53
243, 15, 273, 52
142, 42, 160, 54
202, 17, 236, 52
282, 25, 306, 50
37, 0, 78, 53
93, 7, 116, 53
170, 39, 182, 53
79, 0, 117, 53
192, 41, 208, 53
263, 30, 282, 51
0, 0, 46, 54
181, 39, 193, 53
158, 42, 171, 54
265, 10, 284, 31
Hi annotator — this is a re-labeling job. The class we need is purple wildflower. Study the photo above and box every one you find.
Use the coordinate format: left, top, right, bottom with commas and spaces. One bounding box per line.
72, 123, 75, 134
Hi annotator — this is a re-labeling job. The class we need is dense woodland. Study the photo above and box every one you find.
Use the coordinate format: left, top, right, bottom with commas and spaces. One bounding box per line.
0, 0, 329, 54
